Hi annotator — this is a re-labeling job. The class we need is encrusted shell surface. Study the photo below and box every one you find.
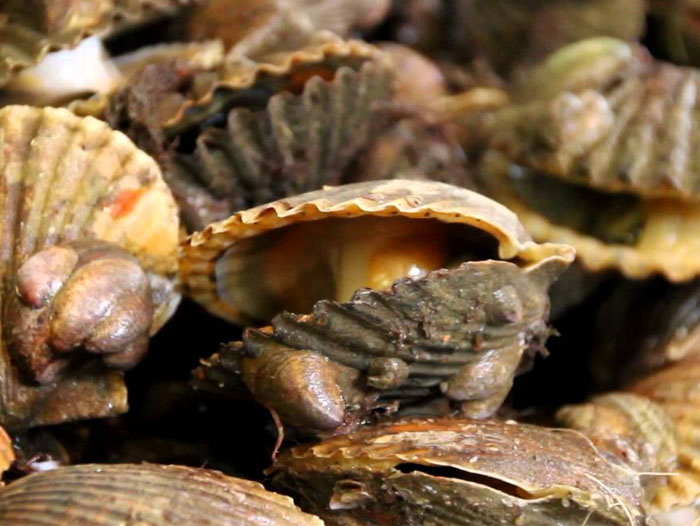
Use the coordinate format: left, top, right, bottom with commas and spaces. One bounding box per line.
0, 105, 180, 429
180, 178, 574, 325
489, 37, 700, 201
271, 417, 648, 526
478, 150, 700, 281
0, 463, 325, 525
0, 0, 199, 87
166, 58, 394, 231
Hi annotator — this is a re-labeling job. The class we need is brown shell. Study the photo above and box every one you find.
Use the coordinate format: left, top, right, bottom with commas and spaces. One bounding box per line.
478, 150, 700, 282
0, 463, 325, 525
489, 37, 700, 201
0, 0, 200, 87
272, 417, 648, 526
180, 179, 574, 325
0, 106, 180, 429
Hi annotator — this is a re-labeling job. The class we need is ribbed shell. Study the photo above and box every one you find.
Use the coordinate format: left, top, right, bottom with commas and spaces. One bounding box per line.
162, 33, 381, 135
478, 151, 700, 282
272, 417, 647, 526
490, 38, 700, 201
0, 0, 199, 86
168, 59, 393, 230
180, 179, 575, 325
0, 425, 14, 476
0, 105, 180, 429
628, 359, 700, 512
0, 463, 325, 526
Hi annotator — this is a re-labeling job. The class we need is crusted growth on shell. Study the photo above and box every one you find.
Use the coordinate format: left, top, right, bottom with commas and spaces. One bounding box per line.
272, 417, 648, 526
0, 463, 325, 525
490, 37, 700, 201
0, 0, 200, 87
0, 105, 180, 429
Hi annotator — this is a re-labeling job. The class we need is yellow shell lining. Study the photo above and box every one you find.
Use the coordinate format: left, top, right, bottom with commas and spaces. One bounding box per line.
180, 179, 574, 324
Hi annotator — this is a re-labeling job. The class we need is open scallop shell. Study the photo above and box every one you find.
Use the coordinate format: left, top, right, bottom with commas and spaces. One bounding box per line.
271, 417, 648, 526
0, 463, 325, 525
180, 178, 574, 325
0, 0, 200, 87
0, 105, 180, 429
490, 38, 700, 201
478, 150, 700, 282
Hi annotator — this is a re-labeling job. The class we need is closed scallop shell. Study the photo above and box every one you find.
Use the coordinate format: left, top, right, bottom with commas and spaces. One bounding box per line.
0, 463, 325, 526
0, 105, 179, 429
478, 150, 700, 282
627, 359, 700, 514
180, 178, 574, 325
271, 417, 648, 526
0, 0, 200, 87
167, 58, 393, 231
490, 37, 700, 201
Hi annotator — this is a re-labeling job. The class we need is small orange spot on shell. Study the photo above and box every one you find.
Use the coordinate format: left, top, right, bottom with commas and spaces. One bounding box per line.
288, 66, 336, 93
111, 187, 147, 219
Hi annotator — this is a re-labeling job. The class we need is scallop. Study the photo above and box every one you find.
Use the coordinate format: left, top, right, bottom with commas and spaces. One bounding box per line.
185, 179, 574, 433
0, 105, 180, 429
271, 417, 648, 526
0, 463, 325, 526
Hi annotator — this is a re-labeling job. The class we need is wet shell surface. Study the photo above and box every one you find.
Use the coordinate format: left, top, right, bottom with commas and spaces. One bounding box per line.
271, 417, 648, 526
478, 150, 700, 281
0, 105, 180, 429
489, 37, 700, 201
0, 463, 325, 525
180, 178, 573, 325
166, 58, 394, 231
0, 0, 199, 87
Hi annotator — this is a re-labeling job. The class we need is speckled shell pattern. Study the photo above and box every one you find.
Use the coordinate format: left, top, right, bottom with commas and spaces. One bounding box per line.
0, 0, 201, 86
272, 417, 647, 526
0, 463, 325, 526
0, 105, 180, 429
180, 179, 575, 325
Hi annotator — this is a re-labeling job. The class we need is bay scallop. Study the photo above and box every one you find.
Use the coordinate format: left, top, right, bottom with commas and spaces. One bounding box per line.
271, 417, 648, 526
185, 179, 574, 434
105, 32, 393, 231
0, 463, 324, 526
0, 105, 180, 429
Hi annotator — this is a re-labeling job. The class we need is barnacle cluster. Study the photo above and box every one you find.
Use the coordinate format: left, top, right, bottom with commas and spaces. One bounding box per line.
2, 2, 700, 526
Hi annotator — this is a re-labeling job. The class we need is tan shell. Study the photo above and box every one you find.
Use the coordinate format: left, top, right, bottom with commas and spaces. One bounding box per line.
180, 179, 574, 324
627, 358, 700, 514
0, 0, 199, 87
0, 105, 180, 429
0, 463, 325, 525
272, 417, 648, 526
478, 150, 700, 282
0, 425, 14, 478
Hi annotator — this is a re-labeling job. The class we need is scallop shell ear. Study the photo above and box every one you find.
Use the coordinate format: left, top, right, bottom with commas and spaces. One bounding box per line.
0, 0, 201, 87
0, 105, 180, 429
0, 463, 325, 526
168, 59, 394, 230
